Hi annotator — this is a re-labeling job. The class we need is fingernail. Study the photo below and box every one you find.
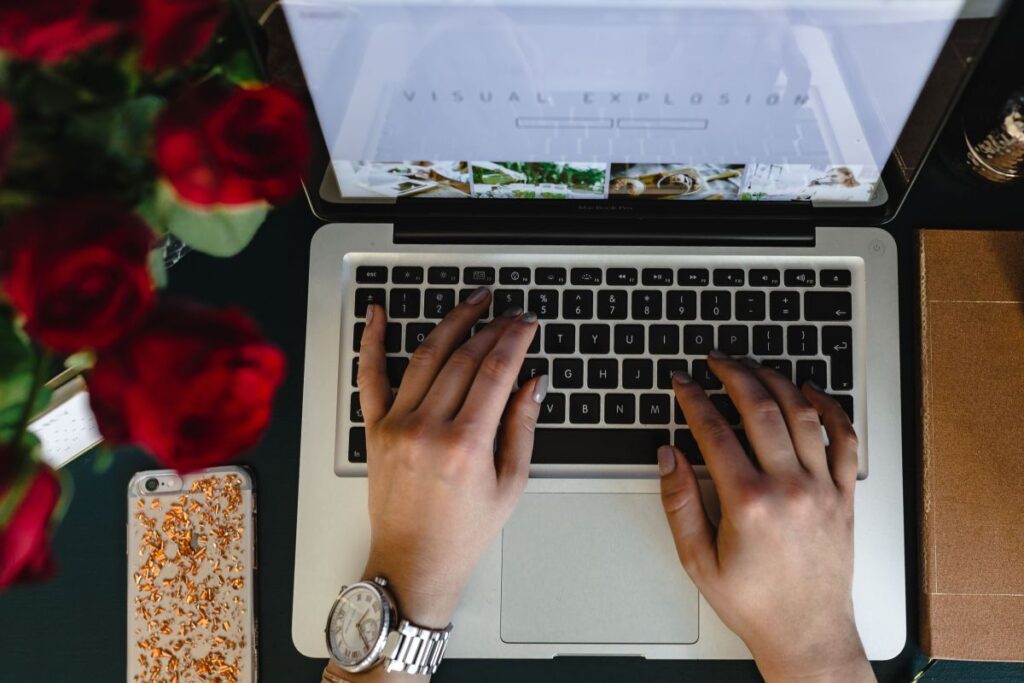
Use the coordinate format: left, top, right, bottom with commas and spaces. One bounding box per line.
672, 370, 693, 385
658, 445, 677, 475
365, 304, 374, 323
532, 375, 549, 404
467, 286, 489, 304
741, 357, 760, 369
708, 349, 727, 359
522, 311, 538, 323
501, 305, 524, 318
805, 380, 822, 392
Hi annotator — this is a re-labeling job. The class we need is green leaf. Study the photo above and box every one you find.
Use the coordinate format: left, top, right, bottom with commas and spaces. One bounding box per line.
64, 351, 97, 372
0, 307, 34, 428
157, 182, 269, 258
217, 49, 262, 87
148, 247, 168, 288
90, 446, 115, 475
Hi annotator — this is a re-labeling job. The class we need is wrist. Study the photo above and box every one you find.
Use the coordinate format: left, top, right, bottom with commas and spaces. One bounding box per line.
751, 626, 874, 683
361, 555, 462, 630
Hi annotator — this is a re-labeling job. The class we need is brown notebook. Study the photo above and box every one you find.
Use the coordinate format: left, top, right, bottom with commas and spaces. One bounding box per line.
919, 229, 1024, 662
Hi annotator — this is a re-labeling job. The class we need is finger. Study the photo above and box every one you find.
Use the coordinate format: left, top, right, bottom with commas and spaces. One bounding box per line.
672, 370, 758, 507
420, 308, 525, 419
748, 360, 829, 477
496, 375, 547, 503
707, 351, 802, 477
356, 305, 392, 426
658, 445, 718, 584
390, 287, 491, 415
803, 384, 860, 495
456, 312, 539, 428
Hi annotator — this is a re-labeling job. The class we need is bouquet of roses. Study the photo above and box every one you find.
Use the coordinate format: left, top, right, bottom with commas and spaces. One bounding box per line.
0, 0, 310, 590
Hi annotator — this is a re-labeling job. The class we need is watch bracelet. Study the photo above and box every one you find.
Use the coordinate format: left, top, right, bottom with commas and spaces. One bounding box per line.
383, 619, 453, 676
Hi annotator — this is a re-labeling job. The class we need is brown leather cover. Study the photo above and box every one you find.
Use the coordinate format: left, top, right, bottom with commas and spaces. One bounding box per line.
919, 229, 1024, 662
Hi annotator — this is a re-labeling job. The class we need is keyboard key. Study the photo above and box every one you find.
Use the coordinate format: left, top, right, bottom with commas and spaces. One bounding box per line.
564, 290, 594, 319
692, 360, 722, 389
674, 429, 703, 465
604, 394, 636, 424
805, 292, 851, 321
597, 290, 628, 320
700, 291, 731, 320
712, 395, 741, 425
529, 290, 559, 319
785, 269, 816, 287
632, 291, 662, 320
424, 289, 456, 319
714, 269, 744, 287
356, 266, 387, 284
350, 392, 363, 423
389, 289, 421, 319
532, 428, 670, 464
642, 268, 674, 286
579, 325, 611, 354
553, 359, 584, 389
749, 269, 781, 287
428, 266, 460, 284
761, 359, 793, 380
393, 266, 423, 284
657, 359, 688, 389
736, 291, 766, 321
796, 360, 827, 388
499, 267, 531, 285
536, 267, 567, 285
405, 323, 435, 353
675, 403, 686, 425
623, 360, 654, 389
571, 268, 603, 285
830, 394, 854, 421
640, 394, 671, 425
351, 358, 360, 387
614, 325, 645, 354
821, 269, 852, 287
385, 323, 402, 353
544, 325, 575, 353
463, 267, 495, 285
822, 326, 853, 390
769, 292, 800, 321
570, 394, 601, 424
386, 357, 409, 388
353, 323, 365, 352
648, 325, 680, 355
355, 288, 385, 317
683, 325, 714, 354
494, 289, 525, 317
678, 268, 709, 286
667, 291, 697, 320
718, 325, 749, 356
753, 325, 784, 356
528, 327, 541, 354
348, 427, 367, 463
607, 268, 638, 286
518, 358, 548, 387
538, 394, 566, 424
587, 359, 619, 388
787, 326, 818, 356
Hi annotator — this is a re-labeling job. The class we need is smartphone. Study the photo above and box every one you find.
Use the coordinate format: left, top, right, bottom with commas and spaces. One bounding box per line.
127, 467, 257, 682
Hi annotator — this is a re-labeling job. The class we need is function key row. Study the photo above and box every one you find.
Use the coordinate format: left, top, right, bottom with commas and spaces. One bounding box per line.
356, 266, 853, 288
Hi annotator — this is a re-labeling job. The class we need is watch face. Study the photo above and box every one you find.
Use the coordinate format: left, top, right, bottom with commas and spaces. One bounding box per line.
328, 584, 386, 668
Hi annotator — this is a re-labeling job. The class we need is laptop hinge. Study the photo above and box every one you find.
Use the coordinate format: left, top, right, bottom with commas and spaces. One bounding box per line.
393, 219, 816, 247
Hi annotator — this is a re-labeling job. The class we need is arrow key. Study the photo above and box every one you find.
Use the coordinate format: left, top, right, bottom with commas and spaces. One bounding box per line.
805, 291, 851, 321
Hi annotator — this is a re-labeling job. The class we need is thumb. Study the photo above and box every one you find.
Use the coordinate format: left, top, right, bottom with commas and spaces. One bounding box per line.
659, 445, 718, 584
495, 375, 546, 503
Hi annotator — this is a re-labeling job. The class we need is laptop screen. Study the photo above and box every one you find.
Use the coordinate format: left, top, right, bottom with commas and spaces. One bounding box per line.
282, 0, 971, 206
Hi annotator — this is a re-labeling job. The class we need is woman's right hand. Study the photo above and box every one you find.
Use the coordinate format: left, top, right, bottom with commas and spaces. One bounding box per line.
659, 352, 875, 683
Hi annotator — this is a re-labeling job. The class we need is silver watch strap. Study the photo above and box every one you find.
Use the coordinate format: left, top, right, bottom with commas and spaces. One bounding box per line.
383, 620, 453, 676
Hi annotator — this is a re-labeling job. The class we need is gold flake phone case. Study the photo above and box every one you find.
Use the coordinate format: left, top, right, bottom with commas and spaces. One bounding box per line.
127, 467, 256, 682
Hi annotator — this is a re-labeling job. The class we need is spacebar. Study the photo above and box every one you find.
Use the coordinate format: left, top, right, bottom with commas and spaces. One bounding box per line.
532, 429, 671, 465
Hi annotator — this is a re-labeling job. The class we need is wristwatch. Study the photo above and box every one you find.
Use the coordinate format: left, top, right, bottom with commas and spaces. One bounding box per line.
325, 576, 452, 676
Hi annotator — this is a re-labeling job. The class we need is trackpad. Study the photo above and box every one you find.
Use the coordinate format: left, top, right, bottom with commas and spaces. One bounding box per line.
501, 493, 699, 644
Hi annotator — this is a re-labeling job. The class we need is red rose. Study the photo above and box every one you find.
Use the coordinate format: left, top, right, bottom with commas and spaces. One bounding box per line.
89, 301, 286, 472
0, 199, 156, 352
0, 463, 61, 589
155, 82, 310, 206
0, 99, 13, 183
138, 0, 225, 72
0, 0, 123, 64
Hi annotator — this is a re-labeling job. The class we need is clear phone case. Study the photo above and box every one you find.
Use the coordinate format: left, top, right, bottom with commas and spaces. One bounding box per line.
127, 467, 256, 682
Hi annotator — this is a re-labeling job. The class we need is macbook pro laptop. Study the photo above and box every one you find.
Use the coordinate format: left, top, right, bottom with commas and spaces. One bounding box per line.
284, 0, 1005, 661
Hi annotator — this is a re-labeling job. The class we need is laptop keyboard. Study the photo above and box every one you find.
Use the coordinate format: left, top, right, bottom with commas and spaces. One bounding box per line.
344, 258, 857, 470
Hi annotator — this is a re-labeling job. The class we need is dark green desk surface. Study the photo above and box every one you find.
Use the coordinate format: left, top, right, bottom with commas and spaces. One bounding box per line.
4, 23, 1024, 683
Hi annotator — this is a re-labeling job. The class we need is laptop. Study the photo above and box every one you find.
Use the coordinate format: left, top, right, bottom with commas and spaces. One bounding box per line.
284, 0, 1004, 661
